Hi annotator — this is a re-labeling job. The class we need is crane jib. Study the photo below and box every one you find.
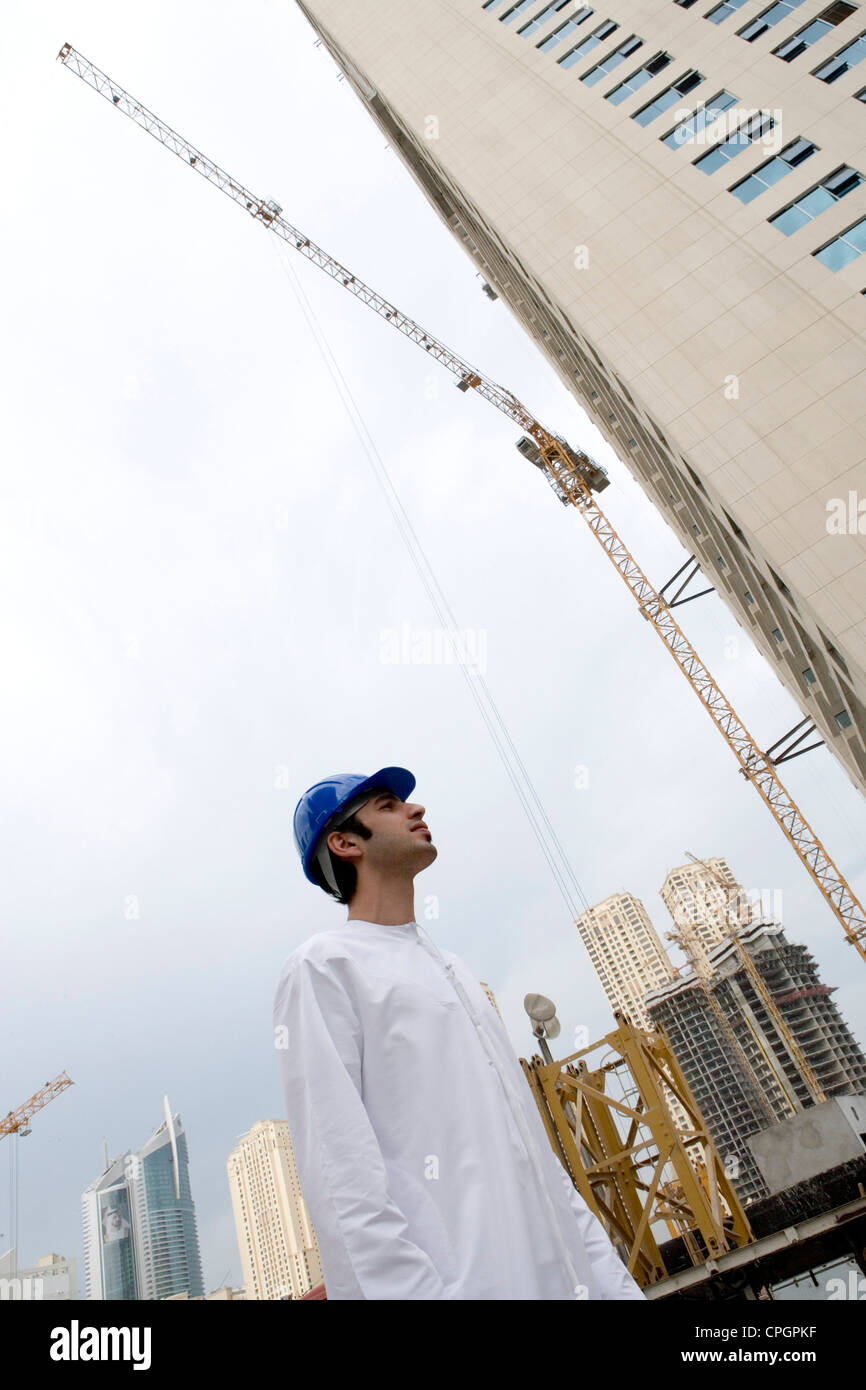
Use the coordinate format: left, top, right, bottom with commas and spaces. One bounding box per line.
56, 41, 866, 962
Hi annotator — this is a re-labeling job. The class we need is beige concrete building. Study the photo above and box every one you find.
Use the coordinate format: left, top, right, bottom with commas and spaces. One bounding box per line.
577, 891, 697, 1142
295, 0, 866, 793
577, 890, 679, 1024
661, 854, 752, 975
227, 1120, 323, 1301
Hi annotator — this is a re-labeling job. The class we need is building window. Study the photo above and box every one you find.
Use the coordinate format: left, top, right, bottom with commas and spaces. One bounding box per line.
813, 27, 866, 79
582, 34, 642, 83
517, 0, 572, 36
771, 627, 785, 643
661, 90, 738, 148
693, 111, 776, 173
770, 165, 863, 234
834, 708, 853, 728
717, 555, 728, 568
706, 0, 750, 23
729, 137, 817, 202
803, 666, 817, 683
606, 51, 673, 103
773, 2, 857, 60
537, 6, 594, 50
738, 0, 808, 43
674, 0, 701, 7
813, 214, 866, 268
633, 68, 704, 124
500, 0, 538, 23
559, 19, 619, 65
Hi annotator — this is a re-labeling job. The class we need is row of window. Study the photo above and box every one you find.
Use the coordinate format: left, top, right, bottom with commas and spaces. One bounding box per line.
483, 4, 866, 275
676, 0, 864, 83
487, 0, 866, 86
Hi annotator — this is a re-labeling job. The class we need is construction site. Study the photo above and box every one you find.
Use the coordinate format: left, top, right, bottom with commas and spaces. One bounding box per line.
3, 1, 866, 1324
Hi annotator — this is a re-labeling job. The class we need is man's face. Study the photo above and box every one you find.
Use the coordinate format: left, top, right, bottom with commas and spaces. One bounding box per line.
331, 788, 437, 878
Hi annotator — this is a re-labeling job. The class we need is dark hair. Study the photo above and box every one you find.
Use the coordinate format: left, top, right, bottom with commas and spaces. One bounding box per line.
311, 810, 373, 905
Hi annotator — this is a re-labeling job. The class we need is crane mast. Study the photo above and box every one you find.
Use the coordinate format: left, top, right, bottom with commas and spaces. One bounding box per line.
57, 43, 866, 965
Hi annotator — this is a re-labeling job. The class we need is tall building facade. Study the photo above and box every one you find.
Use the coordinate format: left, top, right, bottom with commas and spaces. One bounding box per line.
577, 892, 697, 1140
645, 919, 866, 1202
227, 1120, 323, 1300
82, 1098, 204, 1301
577, 891, 679, 1024
295, 0, 866, 794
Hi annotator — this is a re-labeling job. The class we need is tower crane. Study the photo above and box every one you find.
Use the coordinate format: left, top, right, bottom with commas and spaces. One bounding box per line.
57, 43, 866, 966
1, 1072, 74, 1141
2, 1072, 74, 1283
682, 851, 827, 1103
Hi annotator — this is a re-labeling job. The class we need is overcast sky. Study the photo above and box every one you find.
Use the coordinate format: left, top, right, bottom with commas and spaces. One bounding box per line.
3, 0, 866, 1295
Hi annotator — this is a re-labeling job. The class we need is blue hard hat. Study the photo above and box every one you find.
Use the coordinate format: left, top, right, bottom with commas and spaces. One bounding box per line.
293, 767, 416, 885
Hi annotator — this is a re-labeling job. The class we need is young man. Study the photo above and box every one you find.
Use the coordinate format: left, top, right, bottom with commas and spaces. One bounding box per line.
273, 766, 647, 1301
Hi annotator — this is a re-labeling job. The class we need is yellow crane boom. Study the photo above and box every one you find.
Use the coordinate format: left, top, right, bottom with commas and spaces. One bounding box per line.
1, 1072, 74, 1139
57, 42, 866, 966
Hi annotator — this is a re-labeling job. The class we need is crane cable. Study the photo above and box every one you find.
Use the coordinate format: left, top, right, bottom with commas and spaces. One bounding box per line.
269, 234, 591, 920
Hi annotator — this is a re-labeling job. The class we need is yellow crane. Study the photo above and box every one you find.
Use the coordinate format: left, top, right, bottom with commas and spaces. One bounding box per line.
57, 43, 866, 967
2, 1073, 74, 1283
683, 851, 827, 1103
1, 1072, 74, 1141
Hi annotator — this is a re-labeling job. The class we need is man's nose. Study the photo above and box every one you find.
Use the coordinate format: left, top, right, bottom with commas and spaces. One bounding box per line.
407, 802, 426, 820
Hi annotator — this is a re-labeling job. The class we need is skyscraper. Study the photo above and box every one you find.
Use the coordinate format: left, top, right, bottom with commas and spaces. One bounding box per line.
82, 1098, 204, 1301
227, 1120, 323, 1300
577, 891, 679, 1025
294, 0, 866, 794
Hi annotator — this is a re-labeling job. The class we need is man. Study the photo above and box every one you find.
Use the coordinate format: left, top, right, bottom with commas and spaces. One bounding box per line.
273, 766, 646, 1301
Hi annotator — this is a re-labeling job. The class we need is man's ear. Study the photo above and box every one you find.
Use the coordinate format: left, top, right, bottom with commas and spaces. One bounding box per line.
327, 828, 363, 863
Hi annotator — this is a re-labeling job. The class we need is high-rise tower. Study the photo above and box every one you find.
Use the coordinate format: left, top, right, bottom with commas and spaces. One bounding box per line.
227, 1120, 323, 1300
82, 1098, 204, 1301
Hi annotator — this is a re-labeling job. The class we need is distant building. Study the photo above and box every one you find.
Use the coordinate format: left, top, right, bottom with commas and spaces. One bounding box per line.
577, 892, 678, 1027
82, 1097, 204, 1300
576, 892, 694, 1140
227, 1120, 323, 1300
660, 857, 753, 978
0, 1250, 78, 1300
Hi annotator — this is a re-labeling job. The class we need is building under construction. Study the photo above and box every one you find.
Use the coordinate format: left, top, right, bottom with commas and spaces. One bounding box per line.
644, 919, 866, 1204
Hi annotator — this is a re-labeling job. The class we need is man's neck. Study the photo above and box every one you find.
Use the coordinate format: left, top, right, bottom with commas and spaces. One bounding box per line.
346, 878, 416, 926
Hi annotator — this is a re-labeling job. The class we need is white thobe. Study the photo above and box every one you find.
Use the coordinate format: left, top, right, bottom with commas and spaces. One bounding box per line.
273, 917, 647, 1301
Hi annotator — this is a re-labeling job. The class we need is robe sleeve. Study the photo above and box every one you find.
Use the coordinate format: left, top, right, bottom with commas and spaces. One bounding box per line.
273, 949, 453, 1301
555, 1166, 647, 1300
